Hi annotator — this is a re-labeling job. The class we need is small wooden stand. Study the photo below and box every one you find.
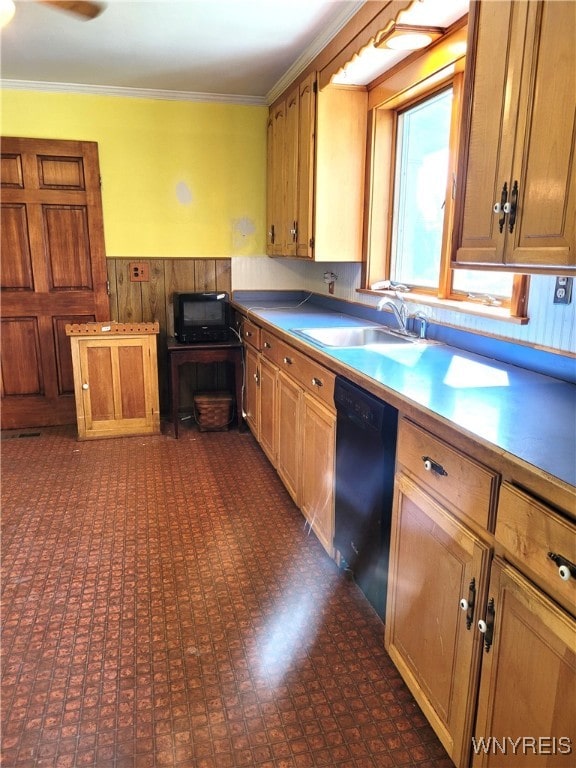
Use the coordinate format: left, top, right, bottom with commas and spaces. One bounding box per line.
66, 322, 160, 440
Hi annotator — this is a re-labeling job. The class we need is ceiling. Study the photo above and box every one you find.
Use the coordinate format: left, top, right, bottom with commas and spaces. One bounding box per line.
0, 0, 468, 105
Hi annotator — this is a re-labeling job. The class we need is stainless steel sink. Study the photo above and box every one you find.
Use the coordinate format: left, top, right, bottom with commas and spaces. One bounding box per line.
291, 325, 422, 348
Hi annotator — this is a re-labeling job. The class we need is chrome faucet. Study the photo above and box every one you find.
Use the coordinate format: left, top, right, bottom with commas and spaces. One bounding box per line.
377, 297, 409, 333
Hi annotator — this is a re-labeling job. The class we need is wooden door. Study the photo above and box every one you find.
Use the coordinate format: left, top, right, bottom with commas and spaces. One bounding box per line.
454, 0, 518, 265
296, 73, 316, 259
1, 137, 109, 428
259, 356, 277, 466
284, 85, 299, 257
244, 346, 259, 439
507, 0, 575, 268
473, 558, 576, 767
301, 394, 335, 556
454, 0, 575, 270
385, 473, 491, 768
276, 370, 302, 505
269, 102, 286, 256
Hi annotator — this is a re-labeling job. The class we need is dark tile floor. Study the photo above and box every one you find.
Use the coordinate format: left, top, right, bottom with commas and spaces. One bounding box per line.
1, 424, 452, 768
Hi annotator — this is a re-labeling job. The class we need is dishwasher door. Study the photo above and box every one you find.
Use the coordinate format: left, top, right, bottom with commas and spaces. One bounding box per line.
334, 377, 398, 618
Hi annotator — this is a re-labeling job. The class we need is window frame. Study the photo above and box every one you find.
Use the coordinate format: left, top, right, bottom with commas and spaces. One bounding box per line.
363, 21, 529, 322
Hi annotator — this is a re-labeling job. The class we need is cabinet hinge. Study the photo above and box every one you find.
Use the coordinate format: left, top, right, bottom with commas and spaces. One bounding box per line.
313, 79, 318, 94
309, 237, 315, 249
99, 175, 102, 188
106, 279, 111, 296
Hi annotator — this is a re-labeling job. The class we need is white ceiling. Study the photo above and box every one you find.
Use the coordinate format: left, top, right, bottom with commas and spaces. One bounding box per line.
0, 0, 468, 105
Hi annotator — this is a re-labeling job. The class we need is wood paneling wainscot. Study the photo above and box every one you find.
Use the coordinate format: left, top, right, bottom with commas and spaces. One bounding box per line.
106, 258, 232, 417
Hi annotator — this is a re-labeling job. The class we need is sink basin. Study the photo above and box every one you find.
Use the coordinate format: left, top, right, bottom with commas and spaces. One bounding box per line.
291, 325, 421, 348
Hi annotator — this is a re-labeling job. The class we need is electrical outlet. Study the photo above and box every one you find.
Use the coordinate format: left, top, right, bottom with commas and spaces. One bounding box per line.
129, 262, 149, 282
553, 276, 572, 305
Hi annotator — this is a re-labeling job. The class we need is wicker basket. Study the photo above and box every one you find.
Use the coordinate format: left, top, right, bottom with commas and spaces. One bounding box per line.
193, 392, 233, 432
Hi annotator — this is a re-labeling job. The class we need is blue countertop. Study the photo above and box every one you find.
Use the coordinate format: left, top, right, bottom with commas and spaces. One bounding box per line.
233, 293, 576, 491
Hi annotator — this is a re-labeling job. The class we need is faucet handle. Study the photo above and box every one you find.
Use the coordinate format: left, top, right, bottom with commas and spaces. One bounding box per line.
411, 311, 428, 340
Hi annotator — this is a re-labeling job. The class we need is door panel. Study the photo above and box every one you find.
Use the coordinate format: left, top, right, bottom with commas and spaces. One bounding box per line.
1, 137, 109, 428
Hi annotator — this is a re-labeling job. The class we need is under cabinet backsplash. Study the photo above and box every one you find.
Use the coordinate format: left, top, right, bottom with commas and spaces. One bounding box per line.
231, 256, 575, 356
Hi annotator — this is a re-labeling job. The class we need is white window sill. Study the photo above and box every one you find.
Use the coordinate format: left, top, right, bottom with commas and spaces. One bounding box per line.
357, 289, 529, 325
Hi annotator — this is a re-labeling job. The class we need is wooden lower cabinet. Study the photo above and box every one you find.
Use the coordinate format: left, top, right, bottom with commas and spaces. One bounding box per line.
385, 472, 491, 767
66, 322, 160, 440
301, 394, 335, 557
244, 345, 260, 439
241, 323, 335, 557
473, 558, 576, 767
276, 370, 302, 505
259, 356, 277, 465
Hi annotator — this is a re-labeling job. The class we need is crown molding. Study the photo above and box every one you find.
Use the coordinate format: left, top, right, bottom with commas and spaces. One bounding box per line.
266, 0, 366, 104
0, 79, 267, 106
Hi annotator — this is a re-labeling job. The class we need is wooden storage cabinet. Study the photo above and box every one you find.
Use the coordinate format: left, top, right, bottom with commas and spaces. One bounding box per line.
301, 394, 335, 557
276, 369, 303, 505
241, 319, 336, 556
266, 75, 367, 261
244, 345, 260, 439
454, 0, 575, 271
386, 471, 492, 767
66, 322, 160, 440
473, 557, 575, 767
471, 483, 576, 766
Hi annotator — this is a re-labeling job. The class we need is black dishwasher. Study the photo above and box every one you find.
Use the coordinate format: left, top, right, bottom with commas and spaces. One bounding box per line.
334, 377, 398, 619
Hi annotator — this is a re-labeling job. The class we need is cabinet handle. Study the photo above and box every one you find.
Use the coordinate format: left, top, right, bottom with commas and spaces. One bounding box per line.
290, 220, 298, 241
459, 577, 476, 630
494, 182, 508, 233
548, 552, 576, 581
82, 383, 89, 390
311, 377, 323, 388
421, 456, 447, 476
508, 180, 518, 233
253, 372, 260, 385
269, 224, 275, 244
244, 331, 253, 338
478, 597, 495, 653
283, 356, 293, 365
263, 341, 271, 349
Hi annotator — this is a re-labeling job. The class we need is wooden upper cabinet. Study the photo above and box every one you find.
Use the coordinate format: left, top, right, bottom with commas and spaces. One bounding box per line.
267, 101, 286, 256
296, 75, 316, 259
453, 0, 575, 272
266, 72, 367, 261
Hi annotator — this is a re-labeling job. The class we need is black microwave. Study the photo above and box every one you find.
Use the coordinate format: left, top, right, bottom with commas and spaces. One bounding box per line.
173, 291, 231, 343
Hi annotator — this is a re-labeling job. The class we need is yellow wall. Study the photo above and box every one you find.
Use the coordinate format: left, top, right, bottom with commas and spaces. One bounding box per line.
1, 89, 267, 258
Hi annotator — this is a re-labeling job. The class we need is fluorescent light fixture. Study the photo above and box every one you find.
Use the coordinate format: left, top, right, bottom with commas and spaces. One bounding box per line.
375, 22, 445, 51
0, 0, 15, 29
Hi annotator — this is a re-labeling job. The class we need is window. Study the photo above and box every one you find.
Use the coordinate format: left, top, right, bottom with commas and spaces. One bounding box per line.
365, 25, 528, 319
391, 87, 453, 290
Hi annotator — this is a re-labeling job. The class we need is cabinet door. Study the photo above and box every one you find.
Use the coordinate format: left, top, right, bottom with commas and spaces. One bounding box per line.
76, 336, 159, 439
259, 356, 277, 465
296, 73, 316, 259
385, 473, 491, 768
244, 346, 259, 439
284, 85, 299, 257
455, 0, 575, 270
507, 0, 575, 268
301, 395, 335, 556
268, 101, 286, 256
276, 370, 302, 505
473, 558, 576, 767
